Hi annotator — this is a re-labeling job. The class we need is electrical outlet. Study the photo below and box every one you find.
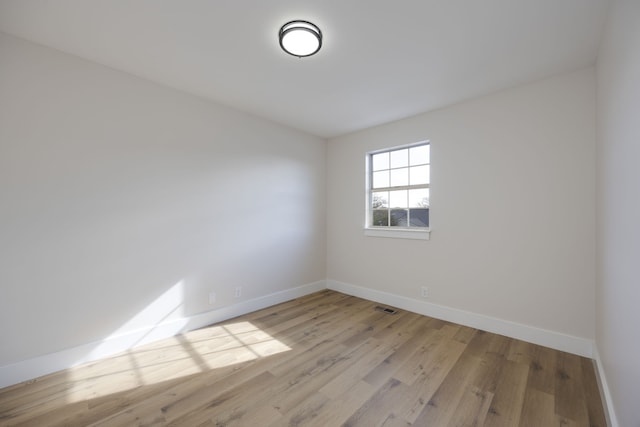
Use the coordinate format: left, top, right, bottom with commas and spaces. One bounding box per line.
235, 287, 242, 298
421, 286, 429, 298
209, 292, 216, 305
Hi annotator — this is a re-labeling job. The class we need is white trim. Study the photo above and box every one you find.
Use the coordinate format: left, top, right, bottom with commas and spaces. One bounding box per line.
0, 280, 326, 389
326, 279, 594, 358
592, 345, 620, 427
364, 228, 430, 240
368, 140, 430, 155
1, 279, 601, 391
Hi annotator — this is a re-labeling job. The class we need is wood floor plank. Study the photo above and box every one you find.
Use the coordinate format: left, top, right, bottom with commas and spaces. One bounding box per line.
396, 337, 467, 424
362, 316, 435, 388
447, 384, 494, 426
413, 327, 508, 427
518, 388, 558, 427
310, 381, 376, 427
318, 335, 403, 398
483, 359, 530, 426
527, 342, 559, 394
165, 371, 280, 426
411, 353, 484, 425
0, 290, 608, 427
452, 324, 477, 345
555, 351, 590, 426
393, 324, 460, 385
269, 341, 373, 414
341, 378, 406, 427
581, 357, 608, 427
267, 391, 329, 427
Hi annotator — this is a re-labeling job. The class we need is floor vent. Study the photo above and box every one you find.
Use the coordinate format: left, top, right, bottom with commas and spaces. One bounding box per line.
374, 306, 398, 314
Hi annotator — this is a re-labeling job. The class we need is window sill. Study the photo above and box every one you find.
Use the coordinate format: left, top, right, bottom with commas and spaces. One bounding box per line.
364, 227, 430, 240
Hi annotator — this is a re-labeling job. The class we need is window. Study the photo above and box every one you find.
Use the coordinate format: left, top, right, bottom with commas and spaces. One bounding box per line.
366, 142, 430, 238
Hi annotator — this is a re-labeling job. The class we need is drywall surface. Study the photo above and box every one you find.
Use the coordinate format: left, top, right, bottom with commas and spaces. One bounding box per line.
596, 1, 640, 425
327, 68, 596, 341
0, 33, 326, 366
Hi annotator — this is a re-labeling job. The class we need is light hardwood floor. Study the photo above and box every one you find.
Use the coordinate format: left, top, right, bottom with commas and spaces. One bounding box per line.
0, 290, 607, 426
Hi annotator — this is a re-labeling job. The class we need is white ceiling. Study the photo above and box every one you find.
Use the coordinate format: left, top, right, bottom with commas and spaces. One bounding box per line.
0, 0, 610, 138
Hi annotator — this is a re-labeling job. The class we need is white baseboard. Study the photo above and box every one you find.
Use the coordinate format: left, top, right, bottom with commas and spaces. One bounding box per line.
0, 279, 599, 391
326, 279, 594, 358
592, 346, 619, 427
0, 280, 326, 389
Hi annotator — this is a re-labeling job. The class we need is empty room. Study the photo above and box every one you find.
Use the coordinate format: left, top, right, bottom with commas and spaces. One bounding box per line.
0, 1, 638, 426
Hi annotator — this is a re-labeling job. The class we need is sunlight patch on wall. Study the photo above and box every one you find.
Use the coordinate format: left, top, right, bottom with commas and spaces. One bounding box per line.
80, 280, 189, 364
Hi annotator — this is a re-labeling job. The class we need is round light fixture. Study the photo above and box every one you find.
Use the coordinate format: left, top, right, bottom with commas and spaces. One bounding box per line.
279, 20, 322, 58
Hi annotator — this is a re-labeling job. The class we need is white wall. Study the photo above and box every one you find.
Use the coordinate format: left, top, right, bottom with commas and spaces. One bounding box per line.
327, 69, 596, 341
0, 33, 326, 367
596, 1, 640, 426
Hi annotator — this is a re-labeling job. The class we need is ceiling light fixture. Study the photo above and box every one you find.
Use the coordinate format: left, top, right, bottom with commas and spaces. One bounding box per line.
279, 20, 322, 58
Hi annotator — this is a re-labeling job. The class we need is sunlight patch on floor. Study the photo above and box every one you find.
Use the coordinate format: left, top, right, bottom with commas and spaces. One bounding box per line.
64, 321, 290, 403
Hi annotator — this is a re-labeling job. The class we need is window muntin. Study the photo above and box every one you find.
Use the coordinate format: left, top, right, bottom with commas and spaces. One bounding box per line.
368, 142, 430, 229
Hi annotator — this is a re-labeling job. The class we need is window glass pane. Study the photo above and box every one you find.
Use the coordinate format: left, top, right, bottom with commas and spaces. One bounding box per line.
372, 152, 389, 171
410, 144, 430, 165
390, 149, 408, 168
389, 190, 408, 208
372, 191, 388, 208
390, 209, 408, 227
409, 165, 429, 185
409, 208, 429, 227
409, 188, 429, 207
372, 170, 389, 188
390, 167, 408, 187
368, 144, 431, 230
372, 210, 389, 226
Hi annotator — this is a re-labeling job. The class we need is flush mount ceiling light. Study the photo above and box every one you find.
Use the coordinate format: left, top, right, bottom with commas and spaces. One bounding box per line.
279, 20, 322, 58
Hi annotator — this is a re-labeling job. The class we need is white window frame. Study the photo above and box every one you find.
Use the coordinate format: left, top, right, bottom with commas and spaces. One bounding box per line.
364, 141, 430, 240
